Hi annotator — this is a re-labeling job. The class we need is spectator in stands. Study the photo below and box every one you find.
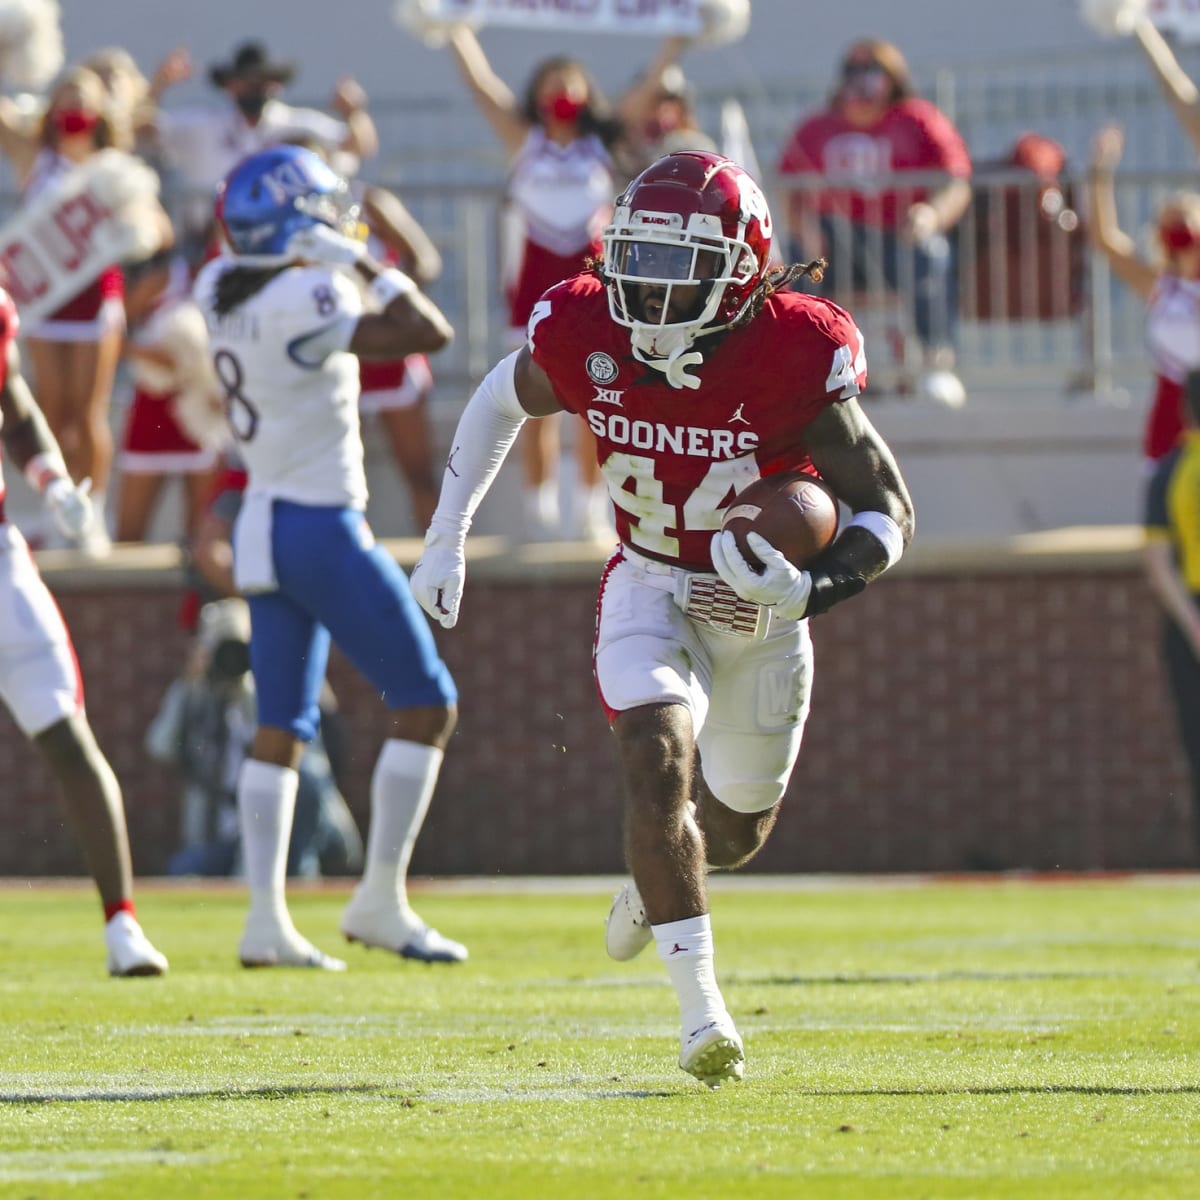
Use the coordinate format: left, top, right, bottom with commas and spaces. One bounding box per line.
1087, 123, 1200, 464
617, 36, 717, 171
115, 250, 224, 544
0, 65, 172, 554
435, 27, 625, 541
144, 598, 364, 879
1142, 369, 1200, 856
776, 38, 972, 407
146, 41, 377, 267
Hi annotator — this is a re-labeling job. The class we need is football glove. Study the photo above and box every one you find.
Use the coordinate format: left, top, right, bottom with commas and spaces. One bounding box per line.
409, 529, 466, 629
43, 476, 95, 541
285, 222, 367, 268
711, 530, 813, 620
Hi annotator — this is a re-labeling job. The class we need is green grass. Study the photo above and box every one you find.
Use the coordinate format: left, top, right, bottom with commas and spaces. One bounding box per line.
0, 876, 1199, 1198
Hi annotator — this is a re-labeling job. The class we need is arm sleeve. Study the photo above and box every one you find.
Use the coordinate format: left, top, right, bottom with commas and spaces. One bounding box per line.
427, 350, 528, 543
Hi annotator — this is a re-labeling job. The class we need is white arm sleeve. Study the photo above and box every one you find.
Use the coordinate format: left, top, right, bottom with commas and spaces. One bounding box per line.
427, 350, 529, 544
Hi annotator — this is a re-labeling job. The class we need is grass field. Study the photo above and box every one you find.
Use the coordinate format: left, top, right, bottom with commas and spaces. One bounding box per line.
0, 875, 1198, 1199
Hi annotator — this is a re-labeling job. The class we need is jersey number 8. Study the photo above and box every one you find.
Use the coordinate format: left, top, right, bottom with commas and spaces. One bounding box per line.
214, 349, 259, 443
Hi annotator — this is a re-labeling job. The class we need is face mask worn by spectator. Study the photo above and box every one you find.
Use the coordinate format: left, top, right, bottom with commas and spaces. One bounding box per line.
540, 92, 584, 124
235, 89, 270, 120
54, 108, 98, 136
841, 63, 889, 104
1162, 221, 1199, 253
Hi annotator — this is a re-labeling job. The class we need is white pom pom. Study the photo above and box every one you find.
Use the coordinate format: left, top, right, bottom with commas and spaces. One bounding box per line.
0, 0, 63, 91
1079, 0, 1148, 37
392, 0, 479, 48
697, 0, 750, 47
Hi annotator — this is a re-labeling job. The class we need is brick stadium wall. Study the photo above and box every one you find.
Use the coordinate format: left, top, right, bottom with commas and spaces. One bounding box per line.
2, 535, 1194, 878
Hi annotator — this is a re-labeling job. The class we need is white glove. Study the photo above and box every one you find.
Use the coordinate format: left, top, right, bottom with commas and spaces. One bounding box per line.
409, 529, 466, 629
1079, 0, 1147, 37
285, 222, 366, 268
44, 476, 95, 541
710, 529, 813, 620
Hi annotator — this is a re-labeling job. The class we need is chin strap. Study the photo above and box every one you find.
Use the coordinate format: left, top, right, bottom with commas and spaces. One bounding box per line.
630, 325, 705, 390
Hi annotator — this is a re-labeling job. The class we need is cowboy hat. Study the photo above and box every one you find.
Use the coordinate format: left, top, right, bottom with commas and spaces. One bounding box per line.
208, 41, 295, 87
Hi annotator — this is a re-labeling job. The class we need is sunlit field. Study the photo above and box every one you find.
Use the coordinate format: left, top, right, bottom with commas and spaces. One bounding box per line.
0, 875, 1198, 1199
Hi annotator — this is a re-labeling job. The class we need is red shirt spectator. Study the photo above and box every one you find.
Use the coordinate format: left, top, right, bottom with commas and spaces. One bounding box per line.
778, 96, 971, 229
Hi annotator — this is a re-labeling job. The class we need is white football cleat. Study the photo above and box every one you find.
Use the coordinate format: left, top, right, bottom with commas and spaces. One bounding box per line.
605, 880, 651, 961
238, 913, 347, 971
340, 894, 467, 964
105, 912, 169, 978
679, 1013, 745, 1088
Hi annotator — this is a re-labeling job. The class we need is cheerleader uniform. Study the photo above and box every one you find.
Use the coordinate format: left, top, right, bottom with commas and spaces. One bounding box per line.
1144, 274, 1200, 462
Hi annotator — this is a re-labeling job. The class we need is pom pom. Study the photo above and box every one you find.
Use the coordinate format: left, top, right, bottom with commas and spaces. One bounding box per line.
697, 0, 750, 47
0, 0, 63, 91
393, 0, 479, 48
1079, 0, 1148, 37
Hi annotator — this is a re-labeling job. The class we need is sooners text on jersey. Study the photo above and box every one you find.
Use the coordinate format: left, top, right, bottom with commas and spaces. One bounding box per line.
528, 273, 866, 569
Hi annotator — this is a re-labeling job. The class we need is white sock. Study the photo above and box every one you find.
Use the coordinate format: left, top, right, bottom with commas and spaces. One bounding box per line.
237, 760, 298, 924
653, 913, 727, 1032
357, 740, 443, 909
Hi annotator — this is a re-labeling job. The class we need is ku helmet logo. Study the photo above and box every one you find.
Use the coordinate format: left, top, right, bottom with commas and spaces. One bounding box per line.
586, 351, 619, 385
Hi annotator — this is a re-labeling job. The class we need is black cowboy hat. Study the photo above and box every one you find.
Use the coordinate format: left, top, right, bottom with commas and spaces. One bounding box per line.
209, 41, 296, 88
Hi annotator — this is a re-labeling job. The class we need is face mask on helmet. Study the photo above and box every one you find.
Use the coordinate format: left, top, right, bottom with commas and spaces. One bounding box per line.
217, 145, 360, 261
601, 153, 772, 388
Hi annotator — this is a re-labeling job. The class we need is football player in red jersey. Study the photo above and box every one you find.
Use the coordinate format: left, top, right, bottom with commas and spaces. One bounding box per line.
410, 152, 915, 1086
0, 287, 168, 976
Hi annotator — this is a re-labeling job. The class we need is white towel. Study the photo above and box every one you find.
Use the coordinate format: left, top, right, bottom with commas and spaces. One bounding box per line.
232, 490, 278, 593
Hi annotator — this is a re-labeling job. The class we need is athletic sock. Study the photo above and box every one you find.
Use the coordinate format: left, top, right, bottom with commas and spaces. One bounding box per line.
653, 913, 727, 1031
104, 899, 136, 924
355, 740, 443, 910
237, 759, 298, 924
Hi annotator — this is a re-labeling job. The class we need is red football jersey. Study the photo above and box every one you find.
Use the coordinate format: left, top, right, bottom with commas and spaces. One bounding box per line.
528, 273, 866, 569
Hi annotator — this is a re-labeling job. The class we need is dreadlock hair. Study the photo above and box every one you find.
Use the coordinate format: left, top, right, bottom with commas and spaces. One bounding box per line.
211, 263, 291, 317
732, 258, 827, 328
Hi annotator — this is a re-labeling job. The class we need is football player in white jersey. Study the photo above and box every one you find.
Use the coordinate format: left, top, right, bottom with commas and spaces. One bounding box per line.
194, 145, 465, 969
0, 287, 168, 977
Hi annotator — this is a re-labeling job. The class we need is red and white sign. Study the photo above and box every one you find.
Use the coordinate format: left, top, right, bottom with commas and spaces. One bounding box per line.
0, 149, 161, 326
396, 0, 749, 42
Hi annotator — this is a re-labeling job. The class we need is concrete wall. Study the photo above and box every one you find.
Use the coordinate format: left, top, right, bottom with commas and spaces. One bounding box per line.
3, 531, 1193, 881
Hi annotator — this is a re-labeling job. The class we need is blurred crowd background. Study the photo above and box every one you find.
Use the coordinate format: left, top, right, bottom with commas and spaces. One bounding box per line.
1, 0, 1192, 547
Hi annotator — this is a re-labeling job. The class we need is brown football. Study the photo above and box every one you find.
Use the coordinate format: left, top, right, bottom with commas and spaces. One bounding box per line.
721, 471, 840, 571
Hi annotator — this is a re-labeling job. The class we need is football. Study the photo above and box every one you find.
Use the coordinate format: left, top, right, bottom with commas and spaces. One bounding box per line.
721, 471, 839, 571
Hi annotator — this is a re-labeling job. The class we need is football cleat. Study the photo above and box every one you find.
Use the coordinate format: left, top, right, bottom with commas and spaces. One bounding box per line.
238, 913, 347, 971
605, 880, 652, 961
679, 1013, 745, 1088
105, 912, 169, 978
340, 894, 467, 964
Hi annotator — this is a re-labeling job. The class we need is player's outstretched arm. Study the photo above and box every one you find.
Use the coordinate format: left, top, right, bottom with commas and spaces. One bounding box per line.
0, 341, 94, 540
411, 347, 562, 628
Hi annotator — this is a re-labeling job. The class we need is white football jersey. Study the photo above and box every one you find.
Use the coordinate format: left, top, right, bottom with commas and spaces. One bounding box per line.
194, 257, 367, 507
